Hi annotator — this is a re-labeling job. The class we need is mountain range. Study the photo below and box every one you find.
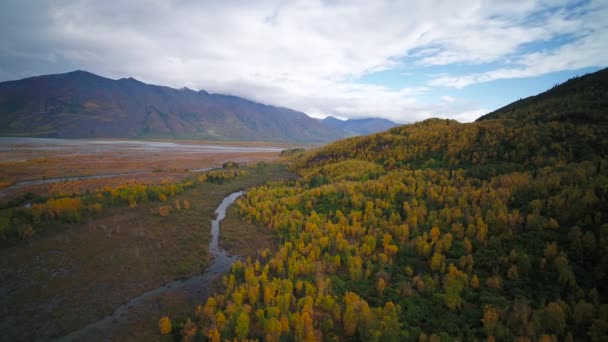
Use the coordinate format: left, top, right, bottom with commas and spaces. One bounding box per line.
320, 116, 399, 136
0, 71, 398, 142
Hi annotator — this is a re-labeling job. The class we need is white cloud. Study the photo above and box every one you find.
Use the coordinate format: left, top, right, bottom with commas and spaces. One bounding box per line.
429, 33, 608, 88
429, 0, 608, 88
439, 108, 489, 123
0, 0, 606, 123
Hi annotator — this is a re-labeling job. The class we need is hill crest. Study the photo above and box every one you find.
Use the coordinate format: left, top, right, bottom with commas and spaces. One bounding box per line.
476, 67, 608, 123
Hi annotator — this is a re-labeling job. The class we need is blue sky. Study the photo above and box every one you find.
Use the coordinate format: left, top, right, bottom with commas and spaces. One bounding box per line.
358, 64, 602, 118
0, 0, 606, 123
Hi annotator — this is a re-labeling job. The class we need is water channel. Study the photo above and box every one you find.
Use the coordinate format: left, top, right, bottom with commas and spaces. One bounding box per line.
58, 191, 244, 340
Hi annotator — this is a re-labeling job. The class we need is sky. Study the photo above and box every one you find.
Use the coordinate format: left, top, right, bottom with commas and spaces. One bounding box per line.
0, 0, 606, 123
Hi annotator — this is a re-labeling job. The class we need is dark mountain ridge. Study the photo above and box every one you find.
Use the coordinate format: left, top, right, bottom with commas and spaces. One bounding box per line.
477, 67, 608, 124
321, 116, 399, 136
301, 67, 608, 175
0, 70, 345, 142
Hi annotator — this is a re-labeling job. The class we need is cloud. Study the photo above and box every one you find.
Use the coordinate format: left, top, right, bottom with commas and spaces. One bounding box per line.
429, 0, 608, 88
429, 33, 608, 88
0, 0, 605, 123
440, 108, 490, 123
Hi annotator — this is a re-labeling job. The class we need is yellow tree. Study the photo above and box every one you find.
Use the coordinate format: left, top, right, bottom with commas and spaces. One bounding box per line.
430, 226, 440, 241
377, 278, 386, 296
158, 316, 172, 335
476, 217, 488, 244
343, 292, 359, 337
235, 311, 250, 340
429, 252, 444, 272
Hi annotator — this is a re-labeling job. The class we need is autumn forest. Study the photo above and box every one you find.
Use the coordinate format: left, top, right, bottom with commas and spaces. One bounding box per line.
178, 70, 608, 341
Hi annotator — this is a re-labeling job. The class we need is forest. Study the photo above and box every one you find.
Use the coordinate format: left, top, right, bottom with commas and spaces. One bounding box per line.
168, 70, 608, 341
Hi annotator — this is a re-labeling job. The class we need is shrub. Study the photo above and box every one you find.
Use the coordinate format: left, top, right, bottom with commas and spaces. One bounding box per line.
158, 206, 171, 217
158, 316, 172, 335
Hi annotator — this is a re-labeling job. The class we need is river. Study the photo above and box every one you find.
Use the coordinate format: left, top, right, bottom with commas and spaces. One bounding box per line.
57, 191, 244, 341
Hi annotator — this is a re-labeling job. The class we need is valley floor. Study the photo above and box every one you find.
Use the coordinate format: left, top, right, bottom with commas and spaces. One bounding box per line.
0, 163, 293, 340
0, 137, 284, 199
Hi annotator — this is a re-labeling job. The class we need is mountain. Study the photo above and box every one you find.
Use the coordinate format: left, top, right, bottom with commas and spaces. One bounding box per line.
190, 68, 607, 340
321, 116, 399, 136
0, 70, 345, 142
304, 68, 608, 171
477, 67, 608, 123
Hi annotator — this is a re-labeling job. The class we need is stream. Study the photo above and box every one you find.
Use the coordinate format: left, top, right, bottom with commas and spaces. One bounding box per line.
57, 191, 244, 341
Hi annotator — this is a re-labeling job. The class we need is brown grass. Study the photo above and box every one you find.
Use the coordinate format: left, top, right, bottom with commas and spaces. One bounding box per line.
0, 140, 283, 199
220, 205, 277, 258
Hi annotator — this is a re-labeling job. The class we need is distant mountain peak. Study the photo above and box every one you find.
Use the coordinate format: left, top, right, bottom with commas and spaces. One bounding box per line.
321, 116, 400, 136
322, 116, 342, 121
118, 76, 143, 83
66, 69, 92, 75
63, 69, 105, 78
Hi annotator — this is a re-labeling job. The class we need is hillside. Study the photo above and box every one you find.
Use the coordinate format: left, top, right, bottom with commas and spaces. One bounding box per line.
0, 71, 344, 143
477, 67, 608, 124
321, 116, 399, 136
303, 68, 608, 173
183, 69, 608, 341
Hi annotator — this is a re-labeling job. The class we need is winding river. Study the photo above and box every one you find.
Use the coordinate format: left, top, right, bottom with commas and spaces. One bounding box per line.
57, 191, 244, 341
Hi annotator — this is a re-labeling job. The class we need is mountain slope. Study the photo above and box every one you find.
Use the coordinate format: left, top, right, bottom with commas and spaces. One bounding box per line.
0, 70, 344, 142
477, 67, 608, 123
186, 68, 607, 341
304, 68, 608, 172
321, 116, 399, 136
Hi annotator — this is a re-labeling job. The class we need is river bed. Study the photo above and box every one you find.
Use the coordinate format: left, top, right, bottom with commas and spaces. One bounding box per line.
0, 137, 284, 199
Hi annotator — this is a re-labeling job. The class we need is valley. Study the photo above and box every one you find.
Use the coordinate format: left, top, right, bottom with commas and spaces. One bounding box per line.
0, 160, 293, 340
0, 69, 606, 341
0, 13, 605, 339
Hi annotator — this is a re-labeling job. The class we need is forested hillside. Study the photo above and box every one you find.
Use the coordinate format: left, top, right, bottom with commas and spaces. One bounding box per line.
176, 70, 607, 341
477, 68, 608, 123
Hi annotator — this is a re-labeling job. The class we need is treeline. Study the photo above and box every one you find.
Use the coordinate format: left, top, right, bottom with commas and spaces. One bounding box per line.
0, 163, 249, 241
0, 179, 193, 240
175, 113, 607, 340
198, 169, 249, 184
